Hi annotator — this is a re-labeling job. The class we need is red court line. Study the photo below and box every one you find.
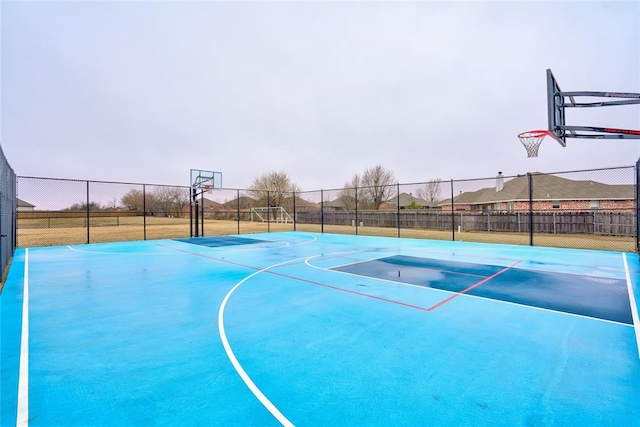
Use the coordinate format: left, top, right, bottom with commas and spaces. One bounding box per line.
158, 244, 432, 312
427, 261, 522, 311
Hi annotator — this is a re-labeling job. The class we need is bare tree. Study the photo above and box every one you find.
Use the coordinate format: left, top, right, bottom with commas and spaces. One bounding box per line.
247, 171, 301, 218
416, 179, 442, 204
361, 164, 396, 209
106, 196, 119, 210
153, 186, 188, 217
337, 174, 361, 210
121, 189, 144, 211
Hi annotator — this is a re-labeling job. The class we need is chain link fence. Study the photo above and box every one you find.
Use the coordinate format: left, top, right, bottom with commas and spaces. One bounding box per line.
14, 163, 639, 252
1, 145, 17, 282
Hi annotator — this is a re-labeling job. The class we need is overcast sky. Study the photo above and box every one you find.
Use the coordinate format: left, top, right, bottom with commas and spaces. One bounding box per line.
2, 1, 639, 191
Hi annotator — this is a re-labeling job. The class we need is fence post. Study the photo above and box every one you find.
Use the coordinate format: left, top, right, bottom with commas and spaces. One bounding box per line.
320, 189, 324, 233
292, 190, 296, 232
143, 185, 147, 240
355, 187, 358, 235
450, 179, 455, 241
397, 183, 400, 238
528, 173, 533, 246
267, 191, 270, 233
636, 157, 639, 252
86, 181, 90, 244
237, 189, 240, 234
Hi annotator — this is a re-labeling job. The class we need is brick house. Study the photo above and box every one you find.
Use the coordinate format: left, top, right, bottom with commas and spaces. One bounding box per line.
439, 174, 635, 213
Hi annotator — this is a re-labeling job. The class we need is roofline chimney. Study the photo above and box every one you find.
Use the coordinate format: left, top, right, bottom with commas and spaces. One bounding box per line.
496, 171, 504, 192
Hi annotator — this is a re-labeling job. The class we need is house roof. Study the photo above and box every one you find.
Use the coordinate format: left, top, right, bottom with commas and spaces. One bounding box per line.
324, 195, 355, 209
17, 198, 35, 208
222, 196, 258, 209
384, 193, 431, 208
201, 198, 224, 209
439, 174, 635, 206
283, 196, 318, 207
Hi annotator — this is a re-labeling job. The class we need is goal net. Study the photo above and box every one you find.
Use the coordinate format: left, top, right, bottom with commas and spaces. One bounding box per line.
250, 207, 294, 223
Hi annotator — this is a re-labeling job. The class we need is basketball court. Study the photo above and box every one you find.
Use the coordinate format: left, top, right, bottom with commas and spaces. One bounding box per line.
2, 232, 640, 426
2, 71, 640, 426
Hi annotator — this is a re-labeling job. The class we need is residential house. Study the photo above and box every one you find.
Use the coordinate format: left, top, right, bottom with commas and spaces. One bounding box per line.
17, 198, 35, 212
439, 173, 635, 213
380, 193, 433, 210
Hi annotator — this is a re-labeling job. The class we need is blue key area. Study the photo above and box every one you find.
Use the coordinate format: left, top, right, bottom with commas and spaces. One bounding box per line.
333, 254, 633, 324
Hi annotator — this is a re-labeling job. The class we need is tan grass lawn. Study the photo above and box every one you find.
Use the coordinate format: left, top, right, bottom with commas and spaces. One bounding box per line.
16, 218, 636, 252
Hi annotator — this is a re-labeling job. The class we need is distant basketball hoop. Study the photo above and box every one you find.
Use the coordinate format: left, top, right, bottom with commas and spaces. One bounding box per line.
518, 130, 551, 158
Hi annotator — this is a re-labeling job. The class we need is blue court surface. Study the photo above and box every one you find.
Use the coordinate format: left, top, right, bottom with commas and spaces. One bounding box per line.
2, 232, 639, 426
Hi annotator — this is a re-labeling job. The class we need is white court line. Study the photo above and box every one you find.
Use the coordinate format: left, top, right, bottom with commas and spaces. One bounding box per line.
66, 245, 178, 255
218, 257, 302, 427
17, 249, 29, 427
623, 253, 640, 359
65, 234, 317, 256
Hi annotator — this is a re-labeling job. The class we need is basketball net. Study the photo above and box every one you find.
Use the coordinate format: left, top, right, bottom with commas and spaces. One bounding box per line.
518, 130, 550, 158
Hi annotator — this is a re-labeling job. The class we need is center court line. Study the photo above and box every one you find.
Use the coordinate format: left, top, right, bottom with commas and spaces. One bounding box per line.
218, 257, 301, 427
427, 260, 522, 311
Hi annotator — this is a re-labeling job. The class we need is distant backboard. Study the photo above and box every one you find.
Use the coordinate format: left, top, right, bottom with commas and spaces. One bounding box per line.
190, 169, 222, 191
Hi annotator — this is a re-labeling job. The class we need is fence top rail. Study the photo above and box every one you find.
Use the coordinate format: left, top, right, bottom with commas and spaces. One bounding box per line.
18, 163, 635, 194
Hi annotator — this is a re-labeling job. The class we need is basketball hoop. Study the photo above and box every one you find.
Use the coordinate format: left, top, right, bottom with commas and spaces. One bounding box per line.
518, 130, 550, 158
204, 184, 214, 194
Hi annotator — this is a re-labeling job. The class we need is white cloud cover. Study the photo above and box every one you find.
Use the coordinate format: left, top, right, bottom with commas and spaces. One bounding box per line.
2, 1, 639, 190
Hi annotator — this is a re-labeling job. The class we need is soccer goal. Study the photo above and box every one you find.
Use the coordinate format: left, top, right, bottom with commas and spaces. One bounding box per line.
250, 207, 294, 224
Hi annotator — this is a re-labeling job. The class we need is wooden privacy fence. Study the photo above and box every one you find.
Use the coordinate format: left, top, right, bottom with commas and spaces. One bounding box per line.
296, 210, 637, 237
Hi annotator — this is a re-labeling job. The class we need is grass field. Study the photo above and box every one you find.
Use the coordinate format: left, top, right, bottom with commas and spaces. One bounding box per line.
16, 217, 637, 252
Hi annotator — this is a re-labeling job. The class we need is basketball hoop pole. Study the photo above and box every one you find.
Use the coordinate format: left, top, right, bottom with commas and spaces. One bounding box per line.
192, 187, 200, 237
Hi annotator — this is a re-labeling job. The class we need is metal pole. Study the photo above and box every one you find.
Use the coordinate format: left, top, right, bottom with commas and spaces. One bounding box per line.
194, 189, 199, 237
397, 183, 400, 238
528, 173, 534, 246
201, 190, 204, 236
237, 189, 240, 235
86, 181, 90, 244
143, 185, 147, 240
321, 189, 324, 233
189, 187, 194, 237
292, 191, 296, 231
636, 158, 640, 252
451, 179, 455, 241
267, 191, 270, 233
355, 187, 358, 236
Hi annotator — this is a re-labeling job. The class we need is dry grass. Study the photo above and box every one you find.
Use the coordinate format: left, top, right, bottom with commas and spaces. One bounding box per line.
16, 219, 636, 252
